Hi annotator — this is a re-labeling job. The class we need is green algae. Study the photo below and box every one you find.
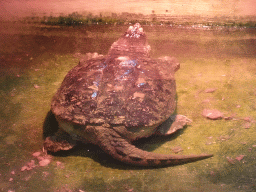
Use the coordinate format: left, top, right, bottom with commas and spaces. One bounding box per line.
1, 55, 256, 192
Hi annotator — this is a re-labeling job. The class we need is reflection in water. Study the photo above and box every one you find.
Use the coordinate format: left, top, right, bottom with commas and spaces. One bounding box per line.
0, 23, 255, 69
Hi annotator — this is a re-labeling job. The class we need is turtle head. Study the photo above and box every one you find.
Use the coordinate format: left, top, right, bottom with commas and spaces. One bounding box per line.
125, 23, 145, 38
108, 23, 151, 58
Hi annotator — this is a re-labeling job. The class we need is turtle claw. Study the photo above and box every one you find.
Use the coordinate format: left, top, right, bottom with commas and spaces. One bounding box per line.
156, 115, 192, 136
44, 136, 76, 153
44, 129, 77, 153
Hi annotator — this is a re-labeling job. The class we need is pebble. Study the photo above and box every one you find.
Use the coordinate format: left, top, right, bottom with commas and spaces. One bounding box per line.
39, 159, 51, 167
202, 109, 223, 120
32, 152, 41, 157
21, 160, 36, 171
235, 155, 245, 161
21, 166, 29, 172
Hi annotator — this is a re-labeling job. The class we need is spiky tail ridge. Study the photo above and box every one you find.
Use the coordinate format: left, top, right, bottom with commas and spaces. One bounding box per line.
92, 127, 213, 167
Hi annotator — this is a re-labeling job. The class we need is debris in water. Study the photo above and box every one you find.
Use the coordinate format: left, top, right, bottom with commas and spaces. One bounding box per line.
218, 135, 230, 141
171, 146, 183, 153
235, 155, 245, 161
205, 88, 217, 93
202, 109, 223, 120
226, 157, 235, 164
243, 122, 251, 129
224, 113, 236, 120
34, 84, 40, 89
56, 161, 65, 169
205, 136, 215, 145
37, 154, 51, 161
32, 151, 41, 157
39, 159, 51, 167
243, 117, 252, 122
21, 160, 36, 171
21, 166, 28, 172
42, 171, 49, 178
27, 160, 36, 168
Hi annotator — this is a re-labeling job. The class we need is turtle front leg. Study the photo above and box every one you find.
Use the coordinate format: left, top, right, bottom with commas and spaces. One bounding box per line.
155, 115, 192, 136
44, 129, 77, 153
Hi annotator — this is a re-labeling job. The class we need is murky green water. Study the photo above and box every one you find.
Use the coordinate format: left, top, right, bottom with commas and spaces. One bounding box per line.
0, 21, 256, 191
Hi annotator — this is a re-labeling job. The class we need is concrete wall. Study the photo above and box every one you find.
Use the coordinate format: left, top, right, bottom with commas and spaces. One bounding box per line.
0, 0, 255, 20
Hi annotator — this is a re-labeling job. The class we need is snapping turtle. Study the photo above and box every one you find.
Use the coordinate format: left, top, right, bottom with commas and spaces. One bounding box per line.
44, 23, 212, 166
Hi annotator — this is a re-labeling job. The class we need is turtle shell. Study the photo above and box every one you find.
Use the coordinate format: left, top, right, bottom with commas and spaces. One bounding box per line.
51, 23, 180, 134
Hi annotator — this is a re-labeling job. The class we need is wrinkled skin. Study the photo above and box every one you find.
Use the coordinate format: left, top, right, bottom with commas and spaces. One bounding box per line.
44, 23, 212, 166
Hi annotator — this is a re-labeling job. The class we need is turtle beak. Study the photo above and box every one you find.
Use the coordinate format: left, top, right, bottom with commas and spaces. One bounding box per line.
125, 23, 145, 38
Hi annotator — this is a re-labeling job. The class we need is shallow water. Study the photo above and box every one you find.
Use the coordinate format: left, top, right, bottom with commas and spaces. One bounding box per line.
1, 22, 255, 68
0, 22, 256, 191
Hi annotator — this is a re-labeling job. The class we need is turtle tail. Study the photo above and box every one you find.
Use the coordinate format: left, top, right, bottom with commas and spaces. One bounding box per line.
92, 127, 213, 167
